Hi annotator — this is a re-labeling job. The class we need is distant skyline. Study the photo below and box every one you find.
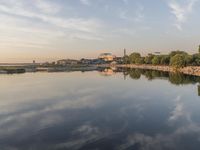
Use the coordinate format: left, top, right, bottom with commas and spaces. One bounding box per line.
0, 0, 200, 63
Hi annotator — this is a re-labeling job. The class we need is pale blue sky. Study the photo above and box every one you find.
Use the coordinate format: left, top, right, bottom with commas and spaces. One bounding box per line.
0, 0, 200, 62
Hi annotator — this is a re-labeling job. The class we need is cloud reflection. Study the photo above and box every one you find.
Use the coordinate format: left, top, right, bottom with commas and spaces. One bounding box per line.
0, 72, 200, 150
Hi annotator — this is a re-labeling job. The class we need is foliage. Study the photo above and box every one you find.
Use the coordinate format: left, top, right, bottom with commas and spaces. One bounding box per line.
135, 57, 145, 64
144, 54, 154, 64
124, 48, 200, 68
169, 51, 188, 57
129, 53, 141, 64
152, 56, 160, 65
170, 54, 186, 68
160, 55, 170, 65
192, 54, 200, 66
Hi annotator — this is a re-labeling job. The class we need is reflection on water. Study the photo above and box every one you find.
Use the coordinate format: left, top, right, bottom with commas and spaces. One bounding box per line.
0, 70, 200, 150
123, 68, 200, 96
99, 68, 116, 76
198, 85, 200, 96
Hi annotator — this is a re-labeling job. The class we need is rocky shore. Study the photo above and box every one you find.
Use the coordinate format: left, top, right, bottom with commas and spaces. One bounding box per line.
114, 64, 200, 76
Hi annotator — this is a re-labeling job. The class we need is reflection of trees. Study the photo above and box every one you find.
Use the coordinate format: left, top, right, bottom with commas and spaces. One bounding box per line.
169, 73, 186, 85
126, 69, 200, 86
126, 69, 200, 96
169, 73, 197, 85
144, 71, 153, 80
129, 69, 141, 79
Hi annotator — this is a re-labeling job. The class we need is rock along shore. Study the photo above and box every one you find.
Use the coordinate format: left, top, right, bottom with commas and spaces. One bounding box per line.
102, 64, 200, 77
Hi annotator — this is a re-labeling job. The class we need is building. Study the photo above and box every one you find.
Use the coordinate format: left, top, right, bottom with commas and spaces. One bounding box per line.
154, 52, 161, 55
57, 59, 78, 66
80, 58, 93, 65
114, 57, 124, 64
91, 59, 106, 64
99, 53, 116, 62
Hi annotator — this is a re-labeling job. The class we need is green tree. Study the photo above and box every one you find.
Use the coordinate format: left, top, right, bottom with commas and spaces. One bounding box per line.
135, 57, 145, 64
170, 54, 186, 68
192, 54, 200, 66
160, 55, 170, 65
169, 51, 188, 58
152, 56, 160, 65
184, 55, 193, 66
144, 54, 154, 64
129, 53, 141, 64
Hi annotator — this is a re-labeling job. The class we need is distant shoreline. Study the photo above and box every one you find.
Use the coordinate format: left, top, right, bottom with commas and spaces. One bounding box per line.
0, 64, 200, 77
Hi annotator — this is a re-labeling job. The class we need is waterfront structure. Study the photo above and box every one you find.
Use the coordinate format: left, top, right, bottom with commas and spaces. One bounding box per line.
80, 58, 93, 65
154, 52, 161, 55
99, 53, 116, 62
115, 57, 124, 64
57, 59, 78, 66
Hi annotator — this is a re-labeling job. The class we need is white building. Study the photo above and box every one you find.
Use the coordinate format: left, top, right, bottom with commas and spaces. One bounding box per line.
98, 53, 116, 61
57, 59, 78, 65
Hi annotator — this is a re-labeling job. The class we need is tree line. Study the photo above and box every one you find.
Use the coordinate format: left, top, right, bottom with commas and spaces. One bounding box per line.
123, 46, 200, 68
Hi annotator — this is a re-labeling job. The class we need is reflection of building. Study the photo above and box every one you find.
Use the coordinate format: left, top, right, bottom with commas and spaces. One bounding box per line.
99, 53, 116, 62
99, 68, 115, 76
57, 59, 78, 65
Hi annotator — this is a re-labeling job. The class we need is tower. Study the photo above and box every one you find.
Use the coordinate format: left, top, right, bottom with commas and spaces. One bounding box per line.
124, 48, 126, 57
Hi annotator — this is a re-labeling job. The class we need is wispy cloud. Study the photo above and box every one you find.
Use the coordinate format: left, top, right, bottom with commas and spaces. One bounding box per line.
35, 0, 61, 14
0, 0, 104, 44
168, 0, 197, 31
80, 0, 91, 6
122, 0, 129, 5
0, 0, 101, 33
119, 4, 144, 22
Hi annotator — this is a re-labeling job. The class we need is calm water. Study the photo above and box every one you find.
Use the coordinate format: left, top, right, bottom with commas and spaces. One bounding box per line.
0, 69, 200, 150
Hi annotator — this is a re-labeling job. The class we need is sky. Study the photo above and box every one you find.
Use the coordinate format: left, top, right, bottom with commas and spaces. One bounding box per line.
0, 0, 200, 63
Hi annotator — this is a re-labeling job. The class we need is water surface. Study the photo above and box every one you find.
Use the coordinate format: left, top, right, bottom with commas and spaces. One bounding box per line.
0, 70, 200, 150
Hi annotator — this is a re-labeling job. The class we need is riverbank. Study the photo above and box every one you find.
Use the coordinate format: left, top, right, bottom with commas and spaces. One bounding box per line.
1, 64, 200, 76
116, 64, 200, 77
98, 64, 200, 77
